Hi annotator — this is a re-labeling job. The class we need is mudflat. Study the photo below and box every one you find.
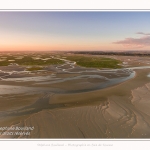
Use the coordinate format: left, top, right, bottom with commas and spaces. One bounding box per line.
0, 53, 150, 138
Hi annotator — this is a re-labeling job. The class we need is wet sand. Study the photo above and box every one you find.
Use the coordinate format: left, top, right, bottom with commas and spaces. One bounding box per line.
0, 55, 150, 138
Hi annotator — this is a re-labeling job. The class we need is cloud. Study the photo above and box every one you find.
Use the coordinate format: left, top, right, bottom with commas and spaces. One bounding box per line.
136, 32, 150, 35
114, 35, 150, 48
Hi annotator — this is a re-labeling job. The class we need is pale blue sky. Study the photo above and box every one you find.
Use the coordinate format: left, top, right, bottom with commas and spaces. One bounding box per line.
0, 12, 150, 51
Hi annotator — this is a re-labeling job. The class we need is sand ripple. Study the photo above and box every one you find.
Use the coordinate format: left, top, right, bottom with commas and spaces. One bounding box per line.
2, 82, 150, 138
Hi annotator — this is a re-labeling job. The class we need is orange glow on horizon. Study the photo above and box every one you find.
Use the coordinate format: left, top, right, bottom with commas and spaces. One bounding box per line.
0, 43, 147, 51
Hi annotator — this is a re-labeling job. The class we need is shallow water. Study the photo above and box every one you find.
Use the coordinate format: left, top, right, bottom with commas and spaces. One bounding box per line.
1, 57, 149, 97
0, 58, 136, 95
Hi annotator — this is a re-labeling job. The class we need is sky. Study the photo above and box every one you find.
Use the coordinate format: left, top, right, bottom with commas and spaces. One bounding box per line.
0, 11, 150, 51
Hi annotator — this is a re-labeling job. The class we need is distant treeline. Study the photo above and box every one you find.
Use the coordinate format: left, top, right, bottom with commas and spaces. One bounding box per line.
69, 51, 150, 56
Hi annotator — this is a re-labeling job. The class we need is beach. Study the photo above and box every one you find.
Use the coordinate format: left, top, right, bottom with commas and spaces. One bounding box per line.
0, 54, 150, 138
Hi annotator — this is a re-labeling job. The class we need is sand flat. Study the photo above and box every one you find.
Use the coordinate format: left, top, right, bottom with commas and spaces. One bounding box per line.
1, 68, 150, 138
1, 54, 150, 138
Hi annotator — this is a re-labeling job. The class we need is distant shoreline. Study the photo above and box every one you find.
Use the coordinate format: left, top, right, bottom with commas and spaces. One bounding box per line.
1, 50, 150, 56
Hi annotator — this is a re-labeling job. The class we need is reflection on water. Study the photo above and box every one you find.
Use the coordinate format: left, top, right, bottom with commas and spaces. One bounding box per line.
0, 69, 135, 95
1, 57, 149, 95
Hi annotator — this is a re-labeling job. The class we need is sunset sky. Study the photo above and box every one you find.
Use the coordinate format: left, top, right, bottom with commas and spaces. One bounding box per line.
0, 11, 150, 51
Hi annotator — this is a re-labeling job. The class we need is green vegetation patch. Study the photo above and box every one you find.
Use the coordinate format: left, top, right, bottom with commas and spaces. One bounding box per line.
26, 66, 44, 71
0, 55, 64, 66
66, 55, 122, 69
0, 61, 10, 66
15, 56, 64, 66
0, 55, 15, 66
